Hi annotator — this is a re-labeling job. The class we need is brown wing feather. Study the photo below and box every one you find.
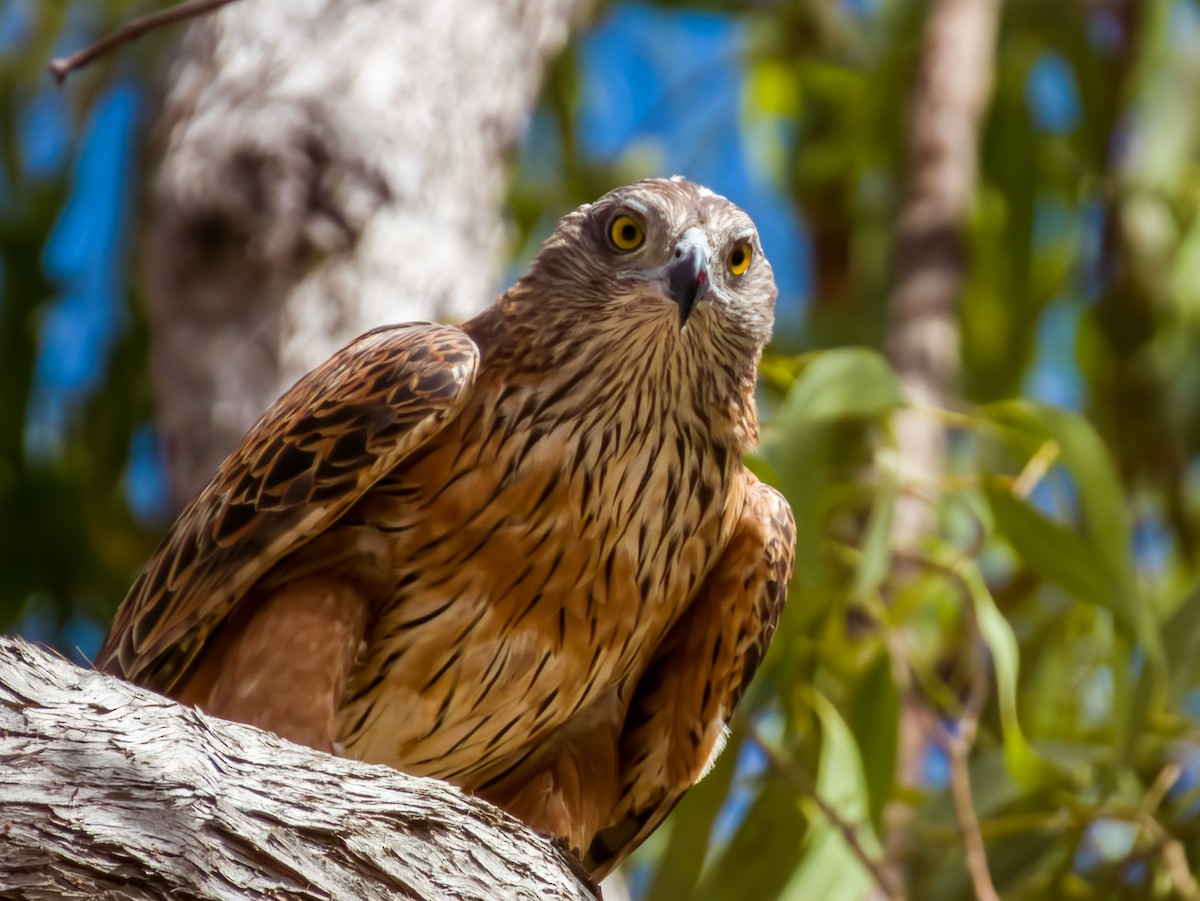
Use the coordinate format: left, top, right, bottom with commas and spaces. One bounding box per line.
97, 322, 479, 694
584, 477, 795, 880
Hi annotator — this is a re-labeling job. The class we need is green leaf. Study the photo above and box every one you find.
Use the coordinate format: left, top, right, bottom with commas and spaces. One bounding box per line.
982, 402, 1165, 681
778, 348, 905, 424
956, 559, 1059, 788
986, 488, 1122, 614
851, 463, 897, 600
763, 349, 903, 598
696, 771, 809, 901
1162, 580, 1200, 702
778, 689, 881, 900
847, 652, 898, 832
984, 402, 1131, 583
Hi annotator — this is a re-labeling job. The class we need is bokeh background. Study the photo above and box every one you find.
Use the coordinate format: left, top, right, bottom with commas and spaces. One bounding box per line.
6, 1, 1200, 898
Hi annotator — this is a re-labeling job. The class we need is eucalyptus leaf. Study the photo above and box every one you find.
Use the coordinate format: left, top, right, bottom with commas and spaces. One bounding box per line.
762, 348, 903, 597
778, 689, 881, 901
982, 401, 1165, 689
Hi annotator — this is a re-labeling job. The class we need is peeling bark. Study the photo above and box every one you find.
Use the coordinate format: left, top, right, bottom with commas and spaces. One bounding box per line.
0, 637, 595, 900
140, 0, 588, 505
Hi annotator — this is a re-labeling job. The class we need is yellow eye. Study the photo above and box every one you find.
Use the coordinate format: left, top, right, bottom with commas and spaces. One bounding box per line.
609, 214, 645, 251
728, 243, 752, 276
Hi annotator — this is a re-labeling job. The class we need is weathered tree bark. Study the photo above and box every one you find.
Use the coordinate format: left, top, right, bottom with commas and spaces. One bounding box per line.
877, 0, 1003, 898
0, 637, 595, 900
141, 0, 588, 506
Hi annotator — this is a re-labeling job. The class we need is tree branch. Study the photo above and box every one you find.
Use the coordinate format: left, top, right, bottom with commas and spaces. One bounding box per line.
48, 0, 244, 85
943, 655, 998, 901
0, 636, 596, 900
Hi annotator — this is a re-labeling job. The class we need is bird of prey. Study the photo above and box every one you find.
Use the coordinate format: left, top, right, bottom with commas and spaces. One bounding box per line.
98, 177, 795, 879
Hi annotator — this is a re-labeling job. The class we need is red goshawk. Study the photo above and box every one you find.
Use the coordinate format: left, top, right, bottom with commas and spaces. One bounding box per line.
99, 177, 796, 878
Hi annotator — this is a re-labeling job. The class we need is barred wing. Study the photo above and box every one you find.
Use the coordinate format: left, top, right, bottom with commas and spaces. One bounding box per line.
97, 323, 479, 694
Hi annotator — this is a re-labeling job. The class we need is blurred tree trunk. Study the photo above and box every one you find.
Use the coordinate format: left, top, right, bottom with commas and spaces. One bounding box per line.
878, 0, 1002, 897
141, 0, 588, 506
886, 0, 1001, 537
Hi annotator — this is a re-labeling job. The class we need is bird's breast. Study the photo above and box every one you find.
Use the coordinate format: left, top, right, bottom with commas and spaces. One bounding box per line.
336, 390, 740, 787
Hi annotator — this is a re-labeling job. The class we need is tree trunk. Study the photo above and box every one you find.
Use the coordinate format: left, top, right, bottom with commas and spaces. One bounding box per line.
0, 636, 596, 900
141, 0, 588, 506
886, 0, 1002, 537
877, 0, 1003, 897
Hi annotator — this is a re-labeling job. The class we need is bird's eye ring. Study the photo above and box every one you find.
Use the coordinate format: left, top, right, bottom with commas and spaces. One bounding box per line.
728, 243, 752, 276
608, 214, 645, 252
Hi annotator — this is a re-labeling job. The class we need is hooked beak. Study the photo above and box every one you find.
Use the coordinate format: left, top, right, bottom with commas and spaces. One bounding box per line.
664, 241, 711, 328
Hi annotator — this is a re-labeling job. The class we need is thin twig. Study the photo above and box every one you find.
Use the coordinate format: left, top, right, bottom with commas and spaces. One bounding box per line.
1141, 762, 1182, 815
48, 0, 244, 85
1109, 812, 1200, 901
943, 656, 999, 901
884, 545, 1001, 898
1161, 838, 1200, 901
748, 729, 906, 901
1010, 439, 1060, 499
1122, 779, 1200, 901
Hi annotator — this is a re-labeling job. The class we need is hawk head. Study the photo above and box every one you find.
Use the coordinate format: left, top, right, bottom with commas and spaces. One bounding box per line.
517, 177, 778, 355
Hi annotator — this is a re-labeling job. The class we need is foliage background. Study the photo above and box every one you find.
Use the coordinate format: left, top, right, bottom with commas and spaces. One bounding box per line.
5, 0, 1200, 897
